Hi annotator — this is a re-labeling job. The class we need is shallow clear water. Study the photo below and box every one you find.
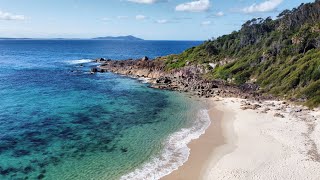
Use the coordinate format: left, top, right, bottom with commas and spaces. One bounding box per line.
0, 40, 205, 180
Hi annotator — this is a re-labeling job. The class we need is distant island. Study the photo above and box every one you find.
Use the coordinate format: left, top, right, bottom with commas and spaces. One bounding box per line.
0, 38, 33, 40
92, 35, 143, 41
0, 35, 144, 41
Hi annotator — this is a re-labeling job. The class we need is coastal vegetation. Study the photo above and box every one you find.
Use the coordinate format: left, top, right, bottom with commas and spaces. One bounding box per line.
165, 0, 320, 107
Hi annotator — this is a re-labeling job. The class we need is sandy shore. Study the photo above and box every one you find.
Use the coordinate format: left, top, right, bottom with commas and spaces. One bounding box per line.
163, 97, 320, 180
162, 99, 234, 180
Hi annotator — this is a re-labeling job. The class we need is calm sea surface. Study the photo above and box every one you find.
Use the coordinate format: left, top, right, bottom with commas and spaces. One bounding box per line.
0, 40, 207, 180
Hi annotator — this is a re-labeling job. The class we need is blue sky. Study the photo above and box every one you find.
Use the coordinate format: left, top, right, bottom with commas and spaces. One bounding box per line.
0, 0, 314, 40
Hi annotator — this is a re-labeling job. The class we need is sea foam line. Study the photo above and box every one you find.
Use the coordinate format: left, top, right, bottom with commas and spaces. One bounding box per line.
66, 59, 93, 64
120, 109, 211, 180
137, 77, 152, 84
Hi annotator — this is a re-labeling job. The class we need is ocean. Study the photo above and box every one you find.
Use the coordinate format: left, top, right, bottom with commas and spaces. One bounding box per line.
0, 40, 209, 180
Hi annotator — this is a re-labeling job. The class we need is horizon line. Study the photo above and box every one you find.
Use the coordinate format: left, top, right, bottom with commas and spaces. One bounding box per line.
0, 37, 205, 41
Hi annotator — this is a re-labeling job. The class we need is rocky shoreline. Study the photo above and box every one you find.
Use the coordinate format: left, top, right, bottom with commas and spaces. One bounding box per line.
91, 57, 274, 101
89, 57, 320, 180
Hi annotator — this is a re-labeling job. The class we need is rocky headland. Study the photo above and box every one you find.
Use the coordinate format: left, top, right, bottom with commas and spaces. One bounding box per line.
91, 57, 273, 101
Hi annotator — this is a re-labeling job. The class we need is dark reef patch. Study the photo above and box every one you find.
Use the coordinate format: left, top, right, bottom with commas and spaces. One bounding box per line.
121, 148, 128, 153
37, 173, 45, 179
0, 167, 19, 176
12, 149, 31, 157
23, 166, 34, 174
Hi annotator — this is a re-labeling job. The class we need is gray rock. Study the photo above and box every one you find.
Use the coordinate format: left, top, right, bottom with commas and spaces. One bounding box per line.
274, 113, 285, 118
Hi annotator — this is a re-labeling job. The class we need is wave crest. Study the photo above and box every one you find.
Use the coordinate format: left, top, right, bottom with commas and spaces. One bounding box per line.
66, 59, 93, 64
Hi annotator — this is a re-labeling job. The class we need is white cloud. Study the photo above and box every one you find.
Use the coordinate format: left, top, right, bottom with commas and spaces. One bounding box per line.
117, 15, 129, 19
0, 10, 25, 21
156, 19, 168, 24
216, 11, 224, 16
242, 0, 283, 13
135, 15, 146, 20
201, 20, 211, 25
175, 0, 210, 12
101, 17, 111, 21
127, 0, 164, 4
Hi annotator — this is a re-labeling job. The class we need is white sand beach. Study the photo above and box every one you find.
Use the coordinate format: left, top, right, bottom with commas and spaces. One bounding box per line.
164, 97, 320, 180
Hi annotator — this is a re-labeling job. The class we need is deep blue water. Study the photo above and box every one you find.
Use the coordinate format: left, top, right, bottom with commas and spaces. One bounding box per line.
0, 40, 204, 180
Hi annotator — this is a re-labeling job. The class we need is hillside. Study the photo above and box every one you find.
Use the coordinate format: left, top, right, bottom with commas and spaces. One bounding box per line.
165, 0, 320, 107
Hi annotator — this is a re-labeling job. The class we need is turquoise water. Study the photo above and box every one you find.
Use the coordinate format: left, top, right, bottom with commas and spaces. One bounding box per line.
0, 40, 206, 180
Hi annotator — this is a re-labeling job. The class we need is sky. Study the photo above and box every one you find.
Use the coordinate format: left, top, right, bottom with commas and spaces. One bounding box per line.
0, 0, 315, 40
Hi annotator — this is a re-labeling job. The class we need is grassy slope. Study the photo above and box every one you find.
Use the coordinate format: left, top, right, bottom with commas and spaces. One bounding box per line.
164, 1, 320, 107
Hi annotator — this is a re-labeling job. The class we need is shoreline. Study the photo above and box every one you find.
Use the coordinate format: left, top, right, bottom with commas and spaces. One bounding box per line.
120, 95, 212, 180
162, 98, 236, 180
93, 61, 320, 179
163, 97, 320, 180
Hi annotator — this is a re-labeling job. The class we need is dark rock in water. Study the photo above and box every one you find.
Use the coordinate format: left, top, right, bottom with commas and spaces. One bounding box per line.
100, 69, 106, 73
141, 56, 149, 61
95, 58, 106, 62
90, 68, 98, 73
37, 173, 45, 179
121, 148, 128, 153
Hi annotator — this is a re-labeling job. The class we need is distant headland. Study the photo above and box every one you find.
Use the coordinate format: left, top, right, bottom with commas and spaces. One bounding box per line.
0, 35, 144, 41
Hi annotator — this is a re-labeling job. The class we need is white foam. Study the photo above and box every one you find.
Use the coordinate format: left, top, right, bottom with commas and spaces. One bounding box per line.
66, 59, 93, 64
137, 77, 152, 84
120, 109, 211, 180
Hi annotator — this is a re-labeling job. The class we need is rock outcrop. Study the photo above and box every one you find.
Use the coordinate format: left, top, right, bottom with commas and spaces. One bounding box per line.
95, 57, 273, 101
